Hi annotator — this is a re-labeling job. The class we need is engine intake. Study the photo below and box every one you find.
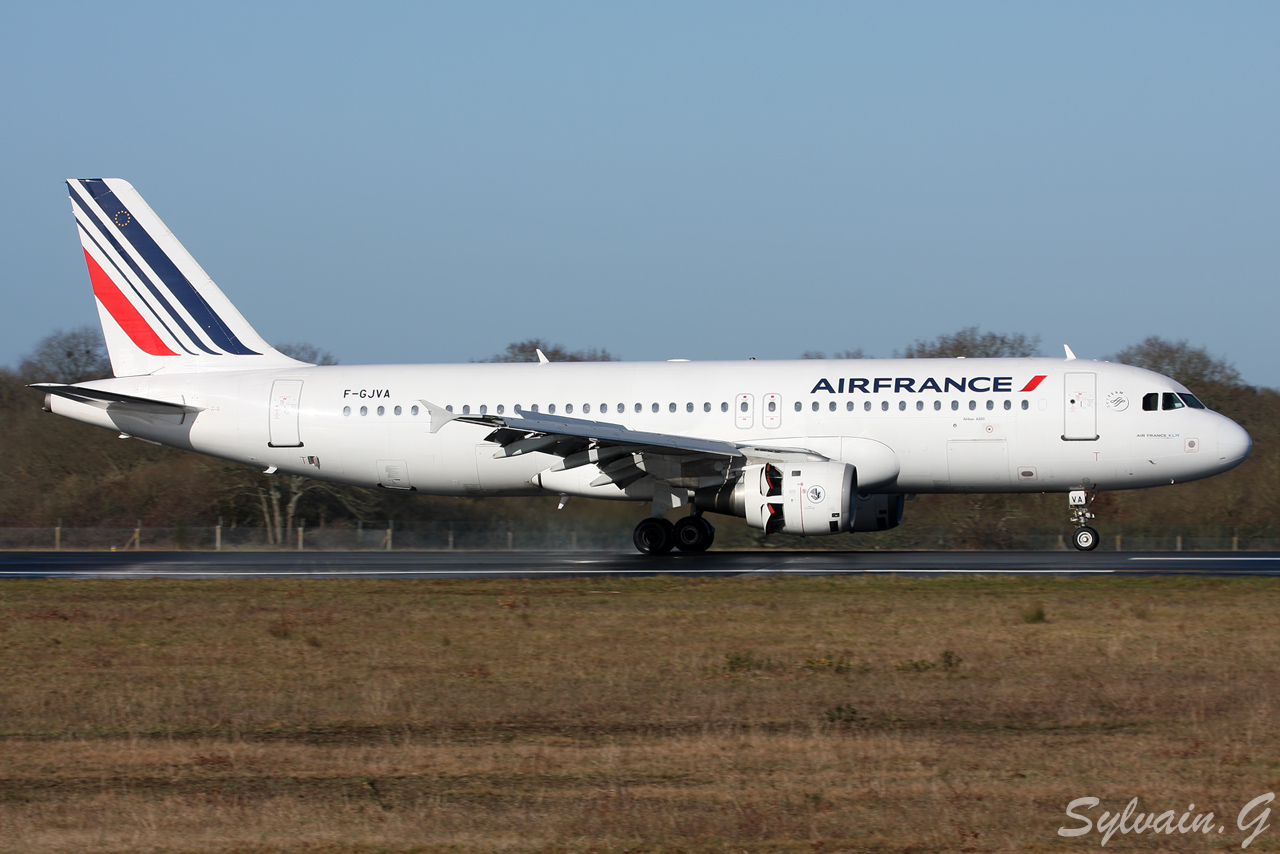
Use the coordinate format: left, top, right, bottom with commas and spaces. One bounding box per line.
696, 461, 857, 536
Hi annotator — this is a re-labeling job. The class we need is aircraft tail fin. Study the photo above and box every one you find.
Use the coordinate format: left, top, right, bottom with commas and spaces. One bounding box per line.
66, 178, 304, 377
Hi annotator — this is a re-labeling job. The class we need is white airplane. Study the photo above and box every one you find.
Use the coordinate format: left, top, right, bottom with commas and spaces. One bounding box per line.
36, 179, 1252, 554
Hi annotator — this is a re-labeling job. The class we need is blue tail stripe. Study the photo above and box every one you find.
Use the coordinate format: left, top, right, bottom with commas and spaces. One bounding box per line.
76, 223, 199, 356
70, 185, 218, 356
77, 180, 260, 356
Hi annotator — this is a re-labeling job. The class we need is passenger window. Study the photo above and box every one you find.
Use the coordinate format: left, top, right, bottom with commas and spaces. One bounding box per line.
668, 403, 676, 413
768, 400, 777, 412
445, 405, 453, 412
740, 401, 748, 412
986, 400, 994, 411
686, 402, 693, 413
395, 405, 403, 416
830, 401, 837, 412
1179, 393, 1207, 410
634, 403, 642, 413
617, 403, 624, 413
343, 406, 351, 416
652, 403, 659, 413
794, 401, 802, 412
583, 403, 590, 414
1020, 400, 1028, 411
1162, 392, 1185, 411
412, 405, 420, 416
703, 402, 711, 412
548, 404, 555, 414
360, 406, 368, 416
496, 405, 504, 414
720, 402, 728, 412
812, 401, 820, 412
1003, 400, 1010, 411
847, 401, 854, 411
881, 401, 888, 411
934, 400, 941, 411
462, 405, 470, 414
916, 401, 924, 411
898, 400, 906, 411
968, 400, 976, 411
951, 400, 959, 411
1142, 393, 1159, 411
531, 404, 539, 413
864, 401, 872, 412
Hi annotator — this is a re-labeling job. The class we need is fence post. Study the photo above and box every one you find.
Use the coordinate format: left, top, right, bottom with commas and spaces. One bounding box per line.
386, 520, 393, 551
1233, 528, 1239, 552
448, 523, 455, 550
55, 518, 62, 551
215, 517, 223, 552
1115, 534, 1122, 552
131, 520, 142, 550
507, 525, 513, 550
297, 519, 305, 551
1176, 535, 1183, 552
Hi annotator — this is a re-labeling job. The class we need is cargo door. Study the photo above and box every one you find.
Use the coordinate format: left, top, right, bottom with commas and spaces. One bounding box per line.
268, 380, 303, 447
1064, 372, 1098, 441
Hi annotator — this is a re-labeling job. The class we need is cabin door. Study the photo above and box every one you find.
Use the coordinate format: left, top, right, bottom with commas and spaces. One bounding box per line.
1063, 372, 1098, 441
268, 380, 304, 447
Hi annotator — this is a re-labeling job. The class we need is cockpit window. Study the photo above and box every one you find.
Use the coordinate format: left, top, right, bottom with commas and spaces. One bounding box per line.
1178, 393, 1207, 410
1162, 392, 1185, 411
1142, 393, 1159, 411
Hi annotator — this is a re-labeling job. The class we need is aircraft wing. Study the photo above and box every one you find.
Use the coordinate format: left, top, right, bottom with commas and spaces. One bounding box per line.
419, 399, 823, 489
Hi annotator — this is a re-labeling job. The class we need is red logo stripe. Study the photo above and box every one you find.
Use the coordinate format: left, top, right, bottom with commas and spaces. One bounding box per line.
83, 250, 177, 356
1019, 374, 1048, 392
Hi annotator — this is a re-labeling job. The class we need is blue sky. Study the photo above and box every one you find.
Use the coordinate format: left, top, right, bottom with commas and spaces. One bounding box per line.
3, 3, 1277, 385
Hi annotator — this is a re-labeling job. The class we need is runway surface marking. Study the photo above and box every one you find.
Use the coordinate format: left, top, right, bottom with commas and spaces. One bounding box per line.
1127, 556, 1280, 561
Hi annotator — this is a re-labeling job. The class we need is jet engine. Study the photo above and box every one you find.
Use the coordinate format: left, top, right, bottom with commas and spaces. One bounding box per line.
852, 493, 905, 532
696, 461, 856, 536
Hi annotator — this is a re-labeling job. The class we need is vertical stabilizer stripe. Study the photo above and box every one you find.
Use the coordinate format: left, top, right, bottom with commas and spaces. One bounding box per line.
69, 187, 218, 355
78, 180, 260, 355
77, 223, 197, 355
83, 250, 178, 356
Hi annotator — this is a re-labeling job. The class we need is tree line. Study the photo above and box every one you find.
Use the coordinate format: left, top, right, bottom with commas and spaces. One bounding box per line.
1, 328, 1273, 543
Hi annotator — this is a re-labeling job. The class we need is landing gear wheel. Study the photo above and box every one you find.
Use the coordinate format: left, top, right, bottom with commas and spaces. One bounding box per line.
633, 518, 675, 555
674, 516, 715, 552
1071, 526, 1099, 551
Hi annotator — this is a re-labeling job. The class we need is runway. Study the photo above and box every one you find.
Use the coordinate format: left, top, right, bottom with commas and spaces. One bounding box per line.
1, 550, 1279, 578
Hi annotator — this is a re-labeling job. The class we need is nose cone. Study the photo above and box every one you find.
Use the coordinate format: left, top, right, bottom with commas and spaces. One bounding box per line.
1217, 418, 1252, 470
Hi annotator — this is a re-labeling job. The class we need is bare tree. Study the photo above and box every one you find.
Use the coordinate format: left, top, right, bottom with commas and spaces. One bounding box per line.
480, 338, 617, 363
1110, 337, 1242, 389
801, 349, 866, 360
276, 342, 339, 365
19, 327, 112, 382
898, 327, 1041, 359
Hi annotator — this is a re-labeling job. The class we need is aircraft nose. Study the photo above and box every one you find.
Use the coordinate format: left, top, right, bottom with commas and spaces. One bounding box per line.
1217, 417, 1252, 469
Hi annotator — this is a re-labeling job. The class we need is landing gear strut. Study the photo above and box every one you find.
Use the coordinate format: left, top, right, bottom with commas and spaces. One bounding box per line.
1069, 490, 1099, 551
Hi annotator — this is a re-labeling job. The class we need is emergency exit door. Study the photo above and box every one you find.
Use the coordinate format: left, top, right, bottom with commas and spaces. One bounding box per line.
268, 380, 304, 447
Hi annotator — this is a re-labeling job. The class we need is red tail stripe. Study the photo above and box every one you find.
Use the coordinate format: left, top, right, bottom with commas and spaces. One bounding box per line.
83, 250, 177, 356
1019, 374, 1048, 392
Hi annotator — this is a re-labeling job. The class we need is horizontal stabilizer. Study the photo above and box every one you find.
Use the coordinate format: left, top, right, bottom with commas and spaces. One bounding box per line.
31, 383, 201, 414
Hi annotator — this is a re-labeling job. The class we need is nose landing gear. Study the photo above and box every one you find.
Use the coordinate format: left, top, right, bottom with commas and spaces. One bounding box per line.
1069, 490, 1099, 551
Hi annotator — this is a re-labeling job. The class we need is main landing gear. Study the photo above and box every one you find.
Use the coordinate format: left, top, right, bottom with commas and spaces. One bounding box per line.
633, 513, 715, 555
1068, 489, 1099, 551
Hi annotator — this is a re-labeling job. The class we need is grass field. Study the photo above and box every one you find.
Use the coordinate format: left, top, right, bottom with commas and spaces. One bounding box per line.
1, 574, 1278, 853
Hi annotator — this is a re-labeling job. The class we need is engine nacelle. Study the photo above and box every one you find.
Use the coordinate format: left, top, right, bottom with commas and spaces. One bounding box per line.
852, 493, 905, 532
728, 461, 856, 536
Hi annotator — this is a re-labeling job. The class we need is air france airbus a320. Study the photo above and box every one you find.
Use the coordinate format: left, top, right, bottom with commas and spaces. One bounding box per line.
37, 179, 1252, 553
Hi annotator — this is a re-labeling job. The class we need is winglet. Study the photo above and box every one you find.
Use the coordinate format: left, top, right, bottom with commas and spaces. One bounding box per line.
535, 349, 550, 364
1064, 344, 1077, 361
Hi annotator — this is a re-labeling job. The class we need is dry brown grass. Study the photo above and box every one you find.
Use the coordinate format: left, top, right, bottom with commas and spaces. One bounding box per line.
1, 574, 1278, 852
